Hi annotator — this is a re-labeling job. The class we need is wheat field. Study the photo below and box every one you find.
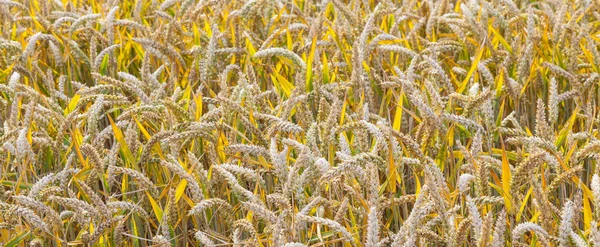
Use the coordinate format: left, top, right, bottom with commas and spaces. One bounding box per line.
1, 0, 599, 246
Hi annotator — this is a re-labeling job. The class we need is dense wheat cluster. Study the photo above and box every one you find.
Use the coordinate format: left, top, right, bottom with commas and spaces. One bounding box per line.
3, 0, 600, 246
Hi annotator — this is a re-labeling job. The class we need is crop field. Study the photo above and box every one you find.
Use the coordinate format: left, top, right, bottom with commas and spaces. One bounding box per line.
1, 0, 600, 246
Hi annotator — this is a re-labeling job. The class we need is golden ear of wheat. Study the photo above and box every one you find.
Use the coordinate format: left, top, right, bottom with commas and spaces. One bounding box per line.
2, 0, 600, 245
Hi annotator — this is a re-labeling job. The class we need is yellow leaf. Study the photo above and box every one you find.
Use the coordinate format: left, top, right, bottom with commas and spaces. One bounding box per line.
258, 155, 272, 169
362, 61, 371, 74
246, 38, 256, 56
580, 43, 598, 72
270, 74, 282, 95
203, 16, 212, 36
146, 191, 163, 222
306, 35, 317, 91
28, 5, 44, 31
388, 141, 396, 193
64, 94, 81, 115
500, 137, 513, 214
415, 173, 421, 195
217, 132, 227, 162
495, 69, 504, 97
584, 189, 592, 230
322, 52, 330, 84
325, 24, 352, 71
340, 97, 347, 124
11, 23, 17, 40
193, 23, 200, 45
516, 186, 532, 222
175, 180, 188, 202
274, 71, 294, 97
392, 91, 404, 131
459, 38, 487, 94
108, 115, 138, 169
133, 116, 151, 140
195, 93, 203, 121
556, 107, 579, 147
286, 29, 293, 51
229, 22, 236, 46
489, 26, 512, 54
182, 83, 191, 107
71, 128, 86, 167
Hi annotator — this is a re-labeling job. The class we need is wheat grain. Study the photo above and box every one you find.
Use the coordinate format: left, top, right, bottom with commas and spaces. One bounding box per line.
160, 157, 204, 202
254, 48, 306, 70
1, 0, 599, 245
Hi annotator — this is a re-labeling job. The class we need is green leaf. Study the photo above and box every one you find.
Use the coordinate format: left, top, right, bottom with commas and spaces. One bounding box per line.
4, 231, 31, 247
